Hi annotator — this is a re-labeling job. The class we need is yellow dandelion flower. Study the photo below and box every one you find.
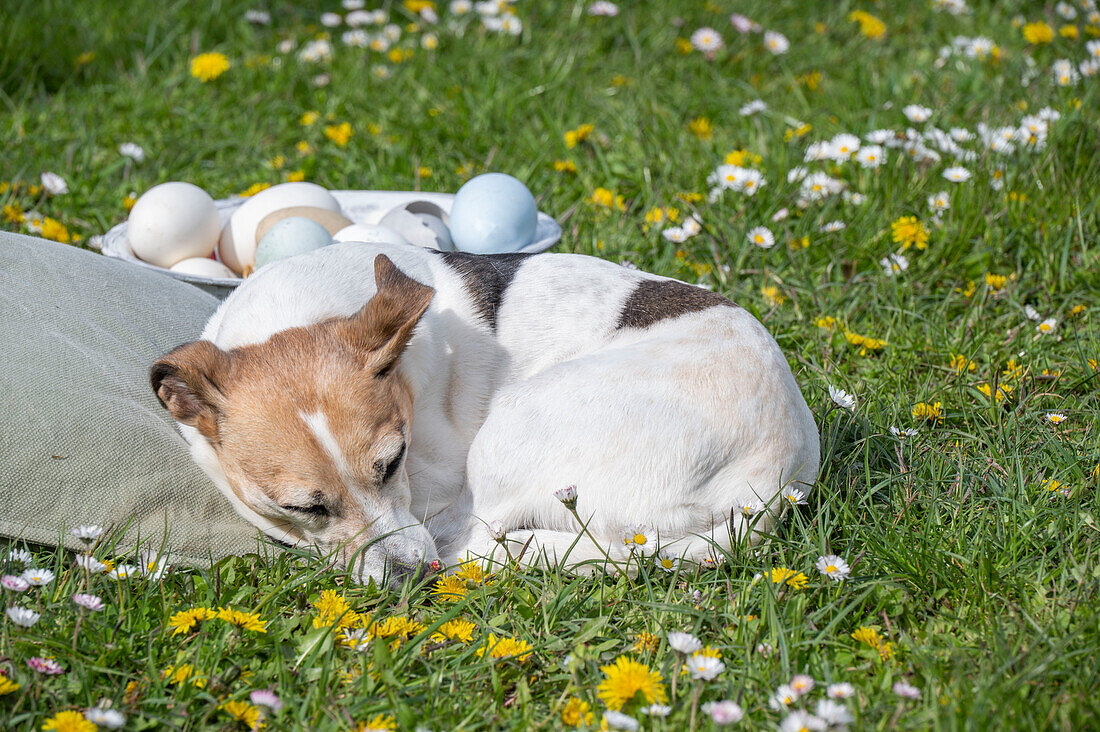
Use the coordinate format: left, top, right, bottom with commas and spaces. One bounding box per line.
216, 607, 268, 633
851, 626, 881, 647
1022, 21, 1054, 44
675, 38, 693, 54
949, 354, 977, 374
724, 149, 762, 166
431, 574, 470, 602
167, 607, 216, 636
553, 159, 577, 173
848, 10, 886, 39
697, 645, 723, 659
564, 123, 594, 149
238, 182, 271, 198
355, 715, 397, 732
123, 193, 137, 211
313, 590, 362, 629
368, 616, 425, 640
977, 383, 1013, 402
590, 187, 625, 211
285, 169, 306, 182
476, 633, 533, 662
418, 166, 433, 178
220, 700, 262, 729
688, 116, 713, 140
324, 122, 353, 147
1002, 359, 1024, 381
75, 51, 96, 66
0, 676, 19, 695
388, 48, 413, 64
431, 618, 476, 643
296, 140, 313, 155
815, 316, 837, 330
190, 52, 230, 82
890, 216, 929, 250
299, 111, 320, 126
676, 191, 703, 204
1061, 25, 1079, 39
596, 656, 667, 711
768, 567, 809, 590
163, 664, 206, 688
985, 273, 1007, 290
911, 402, 944, 422
40, 217, 71, 243
796, 71, 822, 90
41, 711, 96, 732
561, 698, 594, 727
2, 203, 24, 223
761, 285, 786, 306
632, 632, 660, 653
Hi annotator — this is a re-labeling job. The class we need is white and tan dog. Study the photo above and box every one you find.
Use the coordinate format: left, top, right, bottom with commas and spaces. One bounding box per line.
152, 242, 819, 586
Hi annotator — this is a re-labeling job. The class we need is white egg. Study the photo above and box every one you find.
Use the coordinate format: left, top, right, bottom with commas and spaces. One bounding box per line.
169, 257, 239, 279
254, 217, 334, 271
333, 224, 413, 246
219, 182, 340, 274
127, 182, 220, 268
449, 173, 537, 254
378, 201, 454, 251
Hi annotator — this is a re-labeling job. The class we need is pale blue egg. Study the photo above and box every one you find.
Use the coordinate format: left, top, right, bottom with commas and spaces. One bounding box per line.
254, 217, 333, 270
449, 173, 537, 254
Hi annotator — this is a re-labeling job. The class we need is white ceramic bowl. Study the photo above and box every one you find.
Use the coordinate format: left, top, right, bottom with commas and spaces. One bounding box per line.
101, 190, 562, 298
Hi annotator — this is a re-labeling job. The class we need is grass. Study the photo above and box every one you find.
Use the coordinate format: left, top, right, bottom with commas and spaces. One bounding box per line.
3, 0, 1100, 729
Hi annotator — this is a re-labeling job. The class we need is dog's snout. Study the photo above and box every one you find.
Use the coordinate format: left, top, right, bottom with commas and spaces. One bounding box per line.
387, 559, 436, 587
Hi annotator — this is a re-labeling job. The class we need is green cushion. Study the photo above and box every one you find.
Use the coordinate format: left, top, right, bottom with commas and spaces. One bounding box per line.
0, 232, 267, 563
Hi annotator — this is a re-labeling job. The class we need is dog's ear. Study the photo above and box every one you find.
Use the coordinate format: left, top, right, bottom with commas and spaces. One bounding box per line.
150, 340, 229, 441
341, 254, 435, 375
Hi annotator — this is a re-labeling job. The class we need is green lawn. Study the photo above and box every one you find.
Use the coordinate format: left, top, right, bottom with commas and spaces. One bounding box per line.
3, 0, 1100, 729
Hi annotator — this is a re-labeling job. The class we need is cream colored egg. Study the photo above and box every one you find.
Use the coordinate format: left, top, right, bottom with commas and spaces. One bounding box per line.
127, 182, 220, 268
169, 257, 239, 279
219, 182, 341, 275
333, 223, 412, 246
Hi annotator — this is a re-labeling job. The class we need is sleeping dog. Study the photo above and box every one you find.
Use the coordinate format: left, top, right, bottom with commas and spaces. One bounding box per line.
151, 243, 819, 586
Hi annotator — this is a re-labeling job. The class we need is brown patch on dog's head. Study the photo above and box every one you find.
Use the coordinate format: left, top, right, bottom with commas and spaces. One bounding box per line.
151, 255, 439, 583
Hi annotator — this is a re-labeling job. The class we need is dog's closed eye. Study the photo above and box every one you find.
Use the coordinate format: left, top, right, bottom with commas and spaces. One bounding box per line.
281, 503, 330, 518
374, 440, 407, 484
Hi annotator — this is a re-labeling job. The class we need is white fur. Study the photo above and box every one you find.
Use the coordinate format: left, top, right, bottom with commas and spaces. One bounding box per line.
188, 242, 820, 576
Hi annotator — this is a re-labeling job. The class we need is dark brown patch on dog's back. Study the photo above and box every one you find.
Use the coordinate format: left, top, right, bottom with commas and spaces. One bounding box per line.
617, 278, 736, 330
433, 251, 534, 330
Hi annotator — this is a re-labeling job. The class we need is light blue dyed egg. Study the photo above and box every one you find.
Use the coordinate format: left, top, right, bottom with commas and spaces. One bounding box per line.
254, 216, 333, 270
449, 173, 537, 254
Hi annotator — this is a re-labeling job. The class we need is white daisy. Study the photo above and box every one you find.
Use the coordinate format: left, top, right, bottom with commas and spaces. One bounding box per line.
703, 700, 744, 725
587, 2, 619, 17
498, 15, 523, 35
738, 500, 766, 517
780, 711, 826, 732
949, 127, 975, 142
298, 39, 333, 62
72, 593, 106, 611
8, 549, 33, 565
830, 133, 861, 161
118, 143, 145, 163
342, 29, 370, 47
763, 30, 789, 54
893, 681, 921, 699
74, 554, 108, 573
449, 0, 472, 15
1036, 318, 1057, 334
747, 226, 775, 249
902, 104, 932, 123
639, 704, 671, 716
927, 191, 950, 212
346, 9, 374, 26
942, 166, 971, 182
109, 564, 139, 580
655, 550, 681, 573
320, 12, 343, 27
1046, 413, 1067, 424
783, 487, 809, 505
881, 253, 909, 276
6, 606, 40, 627
662, 227, 688, 243
821, 220, 846, 233
829, 385, 856, 410
816, 554, 851, 580
1, 575, 30, 592
790, 674, 815, 695
1087, 40, 1100, 59
827, 682, 856, 699
890, 426, 920, 437
729, 14, 758, 33
603, 710, 639, 731
681, 216, 702, 236
815, 698, 854, 727
739, 99, 767, 116
245, 9, 271, 24
854, 145, 885, 168
1053, 59, 1080, 87
865, 128, 896, 145
787, 166, 809, 182
804, 140, 834, 162
41, 172, 68, 195
70, 525, 104, 543
276, 38, 296, 53
84, 709, 126, 729
769, 684, 799, 711
1056, 1, 1077, 19
667, 631, 703, 655
800, 172, 844, 201
690, 27, 724, 52
687, 653, 725, 680
844, 191, 867, 205
342, 0, 365, 8
21, 568, 55, 586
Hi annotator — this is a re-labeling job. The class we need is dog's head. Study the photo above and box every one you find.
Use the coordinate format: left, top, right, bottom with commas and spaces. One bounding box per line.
151, 255, 439, 587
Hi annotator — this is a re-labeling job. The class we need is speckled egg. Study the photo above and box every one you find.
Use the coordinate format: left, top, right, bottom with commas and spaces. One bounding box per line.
448, 173, 537, 254
254, 217, 333, 271
127, 182, 220, 268
333, 224, 412, 246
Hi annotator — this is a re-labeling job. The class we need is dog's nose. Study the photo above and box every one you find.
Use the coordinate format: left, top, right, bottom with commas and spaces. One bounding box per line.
388, 559, 437, 587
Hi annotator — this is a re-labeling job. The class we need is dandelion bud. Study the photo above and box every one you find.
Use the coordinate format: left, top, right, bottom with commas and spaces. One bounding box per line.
488, 520, 506, 543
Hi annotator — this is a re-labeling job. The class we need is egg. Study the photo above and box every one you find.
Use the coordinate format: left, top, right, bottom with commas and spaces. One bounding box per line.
378, 201, 454, 251
127, 182, 220, 268
219, 182, 341, 275
255, 206, 353, 241
253, 217, 334, 272
333, 224, 413, 246
169, 257, 239, 279
448, 173, 537, 254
